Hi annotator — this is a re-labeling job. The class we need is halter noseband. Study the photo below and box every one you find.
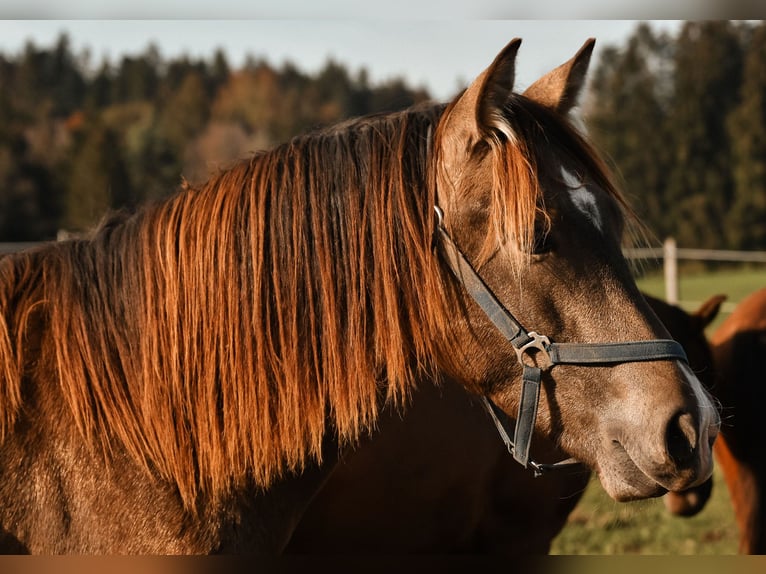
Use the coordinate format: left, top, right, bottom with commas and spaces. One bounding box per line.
433, 206, 688, 477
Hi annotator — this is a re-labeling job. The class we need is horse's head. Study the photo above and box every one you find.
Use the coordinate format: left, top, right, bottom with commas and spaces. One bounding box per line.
431, 38, 720, 502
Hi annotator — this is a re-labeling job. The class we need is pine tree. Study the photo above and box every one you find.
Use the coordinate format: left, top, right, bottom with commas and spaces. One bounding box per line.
64, 120, 131, 232
664, 21, 744, 249
49, 33, 87, 117
111, 46, 160, 104
584, 23, 676, 244
726, 22, 766, 250
156, 70, 210, 149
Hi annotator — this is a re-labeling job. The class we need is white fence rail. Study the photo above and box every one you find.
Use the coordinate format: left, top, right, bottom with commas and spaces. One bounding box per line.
5, 237, 766, 310
624, 237, 766, 307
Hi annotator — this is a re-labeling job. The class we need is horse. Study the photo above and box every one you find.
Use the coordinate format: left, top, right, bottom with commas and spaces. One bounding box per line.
0, 38, 718, 553
659, 294, 727, 519
284, 294, 725, 554
702, 287, 766, 553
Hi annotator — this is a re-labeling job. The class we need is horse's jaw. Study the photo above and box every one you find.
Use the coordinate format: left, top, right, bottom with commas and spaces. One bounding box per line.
594, 441, 671, 502
593, 442, 717, 504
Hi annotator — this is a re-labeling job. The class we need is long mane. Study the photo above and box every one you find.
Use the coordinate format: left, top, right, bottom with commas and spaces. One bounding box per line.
0, 95, 634, 509
1, 102, 459, 507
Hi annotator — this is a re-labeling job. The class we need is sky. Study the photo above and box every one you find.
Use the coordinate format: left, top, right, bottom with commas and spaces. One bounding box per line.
0, 20, 686, 102
0, 0, 758, 19
0, 0, 761, 103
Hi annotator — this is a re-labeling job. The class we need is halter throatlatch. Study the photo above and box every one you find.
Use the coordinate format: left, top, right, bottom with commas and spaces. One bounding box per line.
433, 206, 689, 477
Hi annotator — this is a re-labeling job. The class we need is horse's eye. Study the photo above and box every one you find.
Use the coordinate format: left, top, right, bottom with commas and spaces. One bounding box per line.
532, 221, 554, 255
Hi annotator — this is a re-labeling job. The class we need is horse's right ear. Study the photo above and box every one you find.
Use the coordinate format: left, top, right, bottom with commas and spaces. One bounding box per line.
523, 38, 595, 114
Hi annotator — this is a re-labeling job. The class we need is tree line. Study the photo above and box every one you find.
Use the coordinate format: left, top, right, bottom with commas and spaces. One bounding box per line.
1, 21, 765, 253
584, 20, 766, 251
0, 35, 429, 240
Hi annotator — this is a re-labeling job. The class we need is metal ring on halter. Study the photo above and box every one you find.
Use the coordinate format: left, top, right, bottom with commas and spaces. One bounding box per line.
514, 331, 552, 369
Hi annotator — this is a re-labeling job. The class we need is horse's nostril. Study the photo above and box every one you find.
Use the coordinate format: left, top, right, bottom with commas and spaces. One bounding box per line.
666, 411, 698, 467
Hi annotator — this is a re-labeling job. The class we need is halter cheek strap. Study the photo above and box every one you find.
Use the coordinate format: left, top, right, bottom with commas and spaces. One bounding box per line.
433, 206, 688, 477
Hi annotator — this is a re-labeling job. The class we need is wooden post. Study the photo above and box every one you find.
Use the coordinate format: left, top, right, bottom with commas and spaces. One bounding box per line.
663, 237, 678, 304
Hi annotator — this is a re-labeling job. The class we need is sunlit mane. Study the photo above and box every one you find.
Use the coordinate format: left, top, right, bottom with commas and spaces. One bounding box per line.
0, 102, 465, 508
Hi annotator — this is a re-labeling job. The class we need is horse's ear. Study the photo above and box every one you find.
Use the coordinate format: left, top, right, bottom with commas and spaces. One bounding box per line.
693, 294, 727, 330
444, 38, 522, 142
523, 38, 596, 114
435, 39, 522, 211
473, 38, 522, 134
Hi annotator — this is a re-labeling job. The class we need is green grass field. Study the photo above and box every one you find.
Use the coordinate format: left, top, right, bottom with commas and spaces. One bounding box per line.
550, 466, 739, 555
549, 267, 766, 555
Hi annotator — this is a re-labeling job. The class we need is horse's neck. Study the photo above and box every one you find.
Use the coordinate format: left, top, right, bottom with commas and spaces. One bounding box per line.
219, 439, 343, 553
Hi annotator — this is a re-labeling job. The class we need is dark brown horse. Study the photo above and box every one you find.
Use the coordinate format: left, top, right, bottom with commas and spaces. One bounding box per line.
286, 294, 725, 554
704, 287, 766, 553
0, 38, 718, 553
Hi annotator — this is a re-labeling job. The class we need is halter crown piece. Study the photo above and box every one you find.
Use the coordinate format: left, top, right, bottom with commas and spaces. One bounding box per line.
433, 206, 688, 477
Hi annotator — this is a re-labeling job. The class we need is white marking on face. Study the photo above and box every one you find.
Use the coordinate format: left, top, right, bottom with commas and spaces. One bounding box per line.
561, 167, 603, 233
679, 363, 721, 462
679, 361, 720, 440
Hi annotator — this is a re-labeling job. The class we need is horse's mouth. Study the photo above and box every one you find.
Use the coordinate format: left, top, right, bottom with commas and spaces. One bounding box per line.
596, 440, 669, 502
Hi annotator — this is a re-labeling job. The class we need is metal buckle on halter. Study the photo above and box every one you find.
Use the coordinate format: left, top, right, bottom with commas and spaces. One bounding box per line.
514, 331, 552, 368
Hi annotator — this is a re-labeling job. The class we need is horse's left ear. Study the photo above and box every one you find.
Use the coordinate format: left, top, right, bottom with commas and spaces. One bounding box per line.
442, 38, 522, 144
472, 37, 522, 135
434, 38, 522, 211
523, 38, 596, 114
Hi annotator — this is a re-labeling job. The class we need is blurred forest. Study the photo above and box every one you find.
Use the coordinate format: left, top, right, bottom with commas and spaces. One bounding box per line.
1, 20, 765, 250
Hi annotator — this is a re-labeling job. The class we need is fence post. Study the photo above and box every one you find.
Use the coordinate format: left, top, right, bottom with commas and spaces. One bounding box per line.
663, 237, 678, 304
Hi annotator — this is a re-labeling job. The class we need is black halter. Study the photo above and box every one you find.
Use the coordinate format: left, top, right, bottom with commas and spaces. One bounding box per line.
433, 206, 688, 477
